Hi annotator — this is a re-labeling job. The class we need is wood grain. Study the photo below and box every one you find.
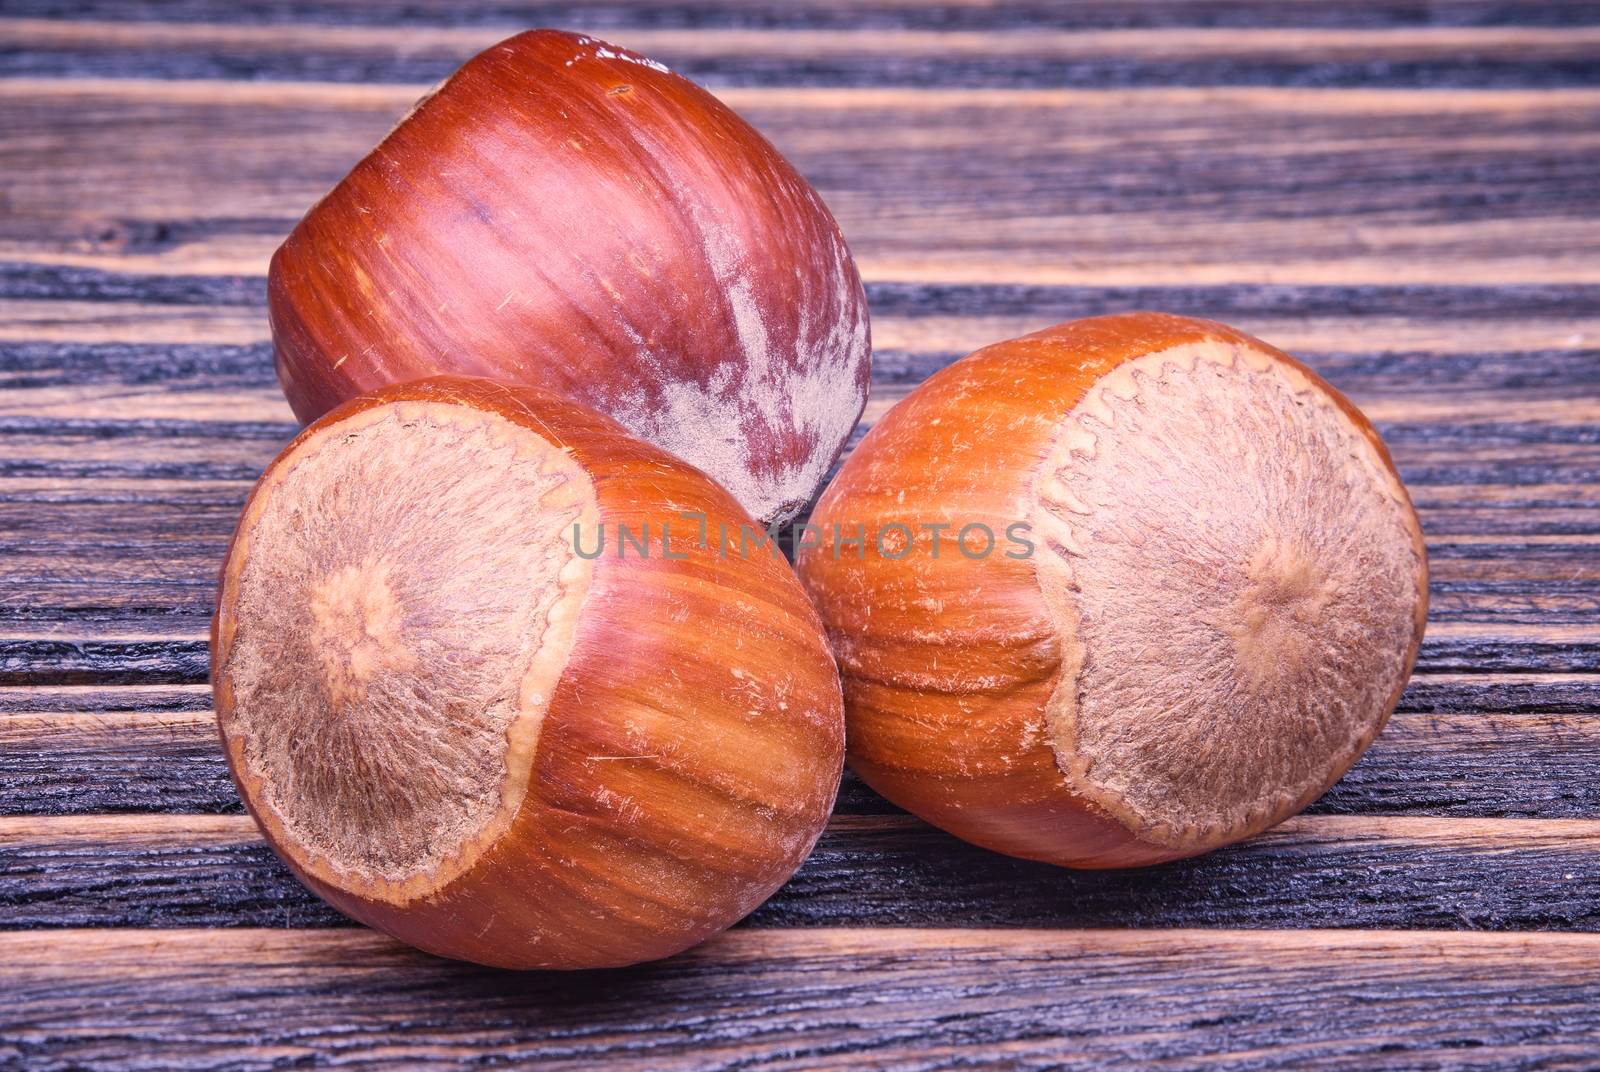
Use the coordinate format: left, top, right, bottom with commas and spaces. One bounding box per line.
0, 313, 1594, 650
7, 20, 1600, 88
0, 622, 1596, 681
5, 0, 1595, 30
3, 510, 1598, 645
4, 675, 1597, 817
8, 335, 1600, 416
5, 927, 1600, 1070
0, 683, 211, 713
4, 81, 1599, 283
4, 813, 1600, 932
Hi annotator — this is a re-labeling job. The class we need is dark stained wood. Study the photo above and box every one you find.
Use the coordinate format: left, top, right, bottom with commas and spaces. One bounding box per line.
0, 314, 1596, 649
0, 640, 210, 685
3, 504, 1598, 650
6, 927, 1600, 1070
0, 712, 237, 814
2, 628, 1595, 685
6, 676, 1599, 817
4, 814, 1600, 932
13, 266, 1600, 320
6, 20, 1600, 88
4, 82, 1600, 285
0, 683, 211, 712
5, 0, 1596, 30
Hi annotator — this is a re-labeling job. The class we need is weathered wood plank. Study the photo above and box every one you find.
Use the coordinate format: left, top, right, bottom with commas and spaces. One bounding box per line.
2, 320, 1596, 452
3, 83, 1599, 282
3, 814, 1600, 933
0, 300, 267, 344
4, 550, 1598, 633
6, 0, 1596, 30
0, 639, 210, 684
2, 467, 1597, 655
5, 926, 1600, 1071
1, 409, 1595, 487
1410, 485, 1600, 538
3, 620, 1574, 681
6, 624, 1585, 681
12, 265, 1600, 321
7, 20, 1600, 88
5, 675, 1597, 817
4, 515, 1599, 640
6, 338, 1600, 421
3, 672, 1585, 717
1, 283, 1594, 644
0, 711, 235, 815
7, 287, 1600, 421
0, 683, 211, 713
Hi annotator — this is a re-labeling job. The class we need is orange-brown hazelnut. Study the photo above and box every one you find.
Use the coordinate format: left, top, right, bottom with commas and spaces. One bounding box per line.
798, 313, 1428, 867
213, 377, 844, 968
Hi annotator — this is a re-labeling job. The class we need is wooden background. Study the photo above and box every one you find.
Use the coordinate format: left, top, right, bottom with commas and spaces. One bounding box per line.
3, 2, 1600, 1068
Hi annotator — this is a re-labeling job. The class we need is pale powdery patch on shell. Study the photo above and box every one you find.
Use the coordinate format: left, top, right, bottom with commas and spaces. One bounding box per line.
607, 194, 868, 524
1032, 342, 1423, 850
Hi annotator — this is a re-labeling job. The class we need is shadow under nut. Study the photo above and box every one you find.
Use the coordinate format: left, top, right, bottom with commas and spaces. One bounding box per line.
798, 312, 1428, 869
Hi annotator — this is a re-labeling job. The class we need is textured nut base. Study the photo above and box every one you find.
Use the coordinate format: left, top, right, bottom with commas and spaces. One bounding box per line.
216, 401, 595, 904
1033, 341, 1425, 851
